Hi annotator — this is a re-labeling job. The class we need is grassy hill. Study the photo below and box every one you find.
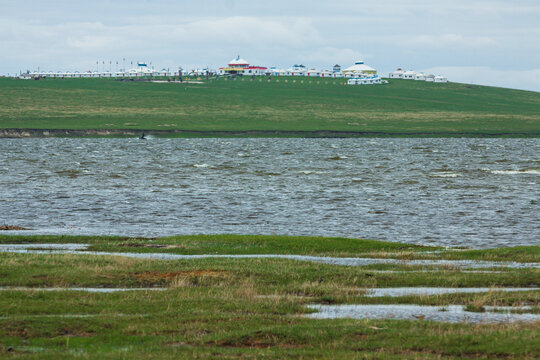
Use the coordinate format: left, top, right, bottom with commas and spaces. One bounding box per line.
0, 76, 539, 137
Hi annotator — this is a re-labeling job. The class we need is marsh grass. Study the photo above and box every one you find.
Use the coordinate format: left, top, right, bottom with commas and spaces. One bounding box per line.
504, 307, 540, 315
0, 235, 539, 358
3, 234, 540, 263
464, 304, 486, 313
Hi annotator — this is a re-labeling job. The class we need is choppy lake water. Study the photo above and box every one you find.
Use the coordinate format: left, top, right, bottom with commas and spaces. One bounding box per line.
0, 138, 538, 248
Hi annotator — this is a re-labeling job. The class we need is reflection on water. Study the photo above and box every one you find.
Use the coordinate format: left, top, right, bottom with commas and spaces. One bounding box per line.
0, 287, 164, 292
0, 138, 538, 248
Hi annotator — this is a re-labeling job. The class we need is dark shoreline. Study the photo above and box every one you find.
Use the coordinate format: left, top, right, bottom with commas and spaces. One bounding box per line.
1, 128, 539, 138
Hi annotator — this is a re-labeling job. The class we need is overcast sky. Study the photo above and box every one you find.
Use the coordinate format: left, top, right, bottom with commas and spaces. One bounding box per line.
2, 0, 540, 91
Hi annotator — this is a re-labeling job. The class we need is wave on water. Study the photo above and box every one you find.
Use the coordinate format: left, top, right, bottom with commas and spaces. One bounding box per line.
55, 169, 89, 178
327, 156, 348, 160
487, 168, 540, 175
3, 137, 540, 248
299, 170, 327, 175
430, 171, 461, 178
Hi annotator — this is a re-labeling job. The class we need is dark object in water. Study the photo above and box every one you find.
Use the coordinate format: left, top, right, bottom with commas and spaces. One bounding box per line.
139, 132, 147, 140
0, 225, 30, 230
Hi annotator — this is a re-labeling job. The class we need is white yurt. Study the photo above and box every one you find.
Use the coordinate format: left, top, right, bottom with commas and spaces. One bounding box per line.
343, 60, 377, 76
228, 56, 249, 68
320, 70, 333, 78
434, 75, 448, 83
347, 74, 382, 85
389, 68, 405, 78
402, 70, 417, 80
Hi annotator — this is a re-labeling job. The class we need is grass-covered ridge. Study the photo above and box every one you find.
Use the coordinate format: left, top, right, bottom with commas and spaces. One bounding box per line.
0, 234, 435, 256
1, 77, 539, 137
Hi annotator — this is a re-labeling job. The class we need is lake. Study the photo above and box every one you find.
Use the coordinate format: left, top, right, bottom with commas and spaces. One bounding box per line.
1, 138, 538, 248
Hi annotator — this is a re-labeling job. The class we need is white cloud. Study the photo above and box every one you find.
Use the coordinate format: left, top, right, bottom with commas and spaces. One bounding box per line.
294, 48, 367, 68
178, 17, 321, 47
420, 66, 540, 92
0, 16, 321, 57
403, 34, 498, 48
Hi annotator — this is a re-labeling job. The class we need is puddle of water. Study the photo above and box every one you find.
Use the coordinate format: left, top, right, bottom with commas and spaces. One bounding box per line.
0, 243, 89, 250
365, 287, 540, 297
0, 287, 165, 293
1, 244, 539, 269
306, 304, 540, 323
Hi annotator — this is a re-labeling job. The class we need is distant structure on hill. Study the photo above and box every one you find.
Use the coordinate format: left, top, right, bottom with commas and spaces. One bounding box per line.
19, 61, 184, 79
341, 60, 384, 86
342, 60, 377, 76
17, 56, 386, 86
216, 57, 382, 83
347, 76, 383, 85
15, 56, 446, 86
17, 60, 217, 79
389, 68, 448, 83
218, 56, 268, 76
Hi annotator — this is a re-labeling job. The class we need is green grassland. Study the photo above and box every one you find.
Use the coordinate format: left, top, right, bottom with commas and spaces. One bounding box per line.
1, 76, 539, 137
1, 234, 539, 358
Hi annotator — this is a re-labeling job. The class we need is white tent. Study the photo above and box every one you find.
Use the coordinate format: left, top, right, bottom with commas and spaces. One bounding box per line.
347, 74, 382, 85
389, 69, 404, 78
228, 56, 249, 68
289, 67, 307, 76
434, 75, 448, 83
320, 70, 333, 78
402, 70, 417, 80
343, 61, 377, 76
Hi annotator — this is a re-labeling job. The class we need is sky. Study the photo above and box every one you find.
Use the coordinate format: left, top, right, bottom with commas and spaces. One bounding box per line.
2, 0, 540, 91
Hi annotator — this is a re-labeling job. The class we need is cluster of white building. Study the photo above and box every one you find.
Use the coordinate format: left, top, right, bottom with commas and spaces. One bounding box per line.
215, 57, 387, 86
218, 57, 380, 79
346, 76, 385, 85
17, 57, 449, 86
18, 63, 206, 79
389, 68, 448, 83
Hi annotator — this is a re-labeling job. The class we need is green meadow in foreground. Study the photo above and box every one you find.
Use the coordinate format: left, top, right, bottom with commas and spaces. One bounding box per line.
0, 76, 539, 137
0, 234, 539, 359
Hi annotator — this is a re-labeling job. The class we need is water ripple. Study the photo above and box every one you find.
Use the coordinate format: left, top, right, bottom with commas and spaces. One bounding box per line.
1, 138, 538, 248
